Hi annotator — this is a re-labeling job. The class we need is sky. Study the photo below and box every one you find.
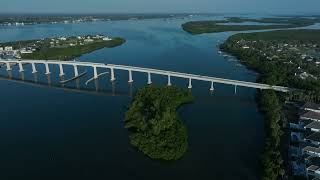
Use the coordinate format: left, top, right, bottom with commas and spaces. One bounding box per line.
1, 0, 320, 14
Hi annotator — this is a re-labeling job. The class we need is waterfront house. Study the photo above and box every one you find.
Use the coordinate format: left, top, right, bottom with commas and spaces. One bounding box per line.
302, 103, 320, 113
0, 47, 3, 52
59, 37, 67, 41
103, 37, 112, 41
305, 156, 320, 178
4, 46, 13, 51
84, 39, 94, 43
303, 146, 320, 157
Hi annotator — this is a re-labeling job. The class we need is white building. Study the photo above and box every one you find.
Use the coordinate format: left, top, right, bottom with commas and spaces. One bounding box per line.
20, 50, 33, 54
302, 103, 320, 113
59, 37, 67, 41
103, 37, 112, 41
84, 39, 94, 43
4, 46, 13, 51
0, 47, 3, 51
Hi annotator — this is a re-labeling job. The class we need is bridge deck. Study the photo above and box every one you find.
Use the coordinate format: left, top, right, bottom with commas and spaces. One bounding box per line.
0, 59, 291, 92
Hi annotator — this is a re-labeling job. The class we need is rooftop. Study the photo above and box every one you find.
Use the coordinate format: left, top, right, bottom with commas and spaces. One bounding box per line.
301, 111, 320, 121
308, 156, 320, 164
306, 133, 320, 142
302, 102, 320, 111
303, 146, 320, 154
306, 121, 320, 130
307, 165, 320, 171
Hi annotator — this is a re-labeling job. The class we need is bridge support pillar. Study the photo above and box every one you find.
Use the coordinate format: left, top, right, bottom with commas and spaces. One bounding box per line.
128, 70, 133, 83
167, 75, 172, 86
31, 63, 37, 73
73, 65, 79, 77
93, 66, 98, 79
188, 78, 192, 89
59, 64, 65, 76
210, 81, 214, 91
6, 62, 11, 71
18, 62, 24, 72
44, 63, 50, 75
147, 72, 152, 85
110, 68, 116, 81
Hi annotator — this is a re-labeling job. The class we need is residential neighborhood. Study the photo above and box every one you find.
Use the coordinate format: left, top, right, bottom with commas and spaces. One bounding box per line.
234, 39, 320, 80
289, 102, 320, 179
0, 35, 113, 60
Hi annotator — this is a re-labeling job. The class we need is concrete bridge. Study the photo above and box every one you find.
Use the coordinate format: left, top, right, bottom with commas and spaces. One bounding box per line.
0, 59, 291, 93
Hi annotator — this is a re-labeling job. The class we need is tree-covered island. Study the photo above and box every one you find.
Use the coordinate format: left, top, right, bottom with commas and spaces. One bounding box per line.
0, 35, 125, 60
182, 17, 320, 34
125, 85, 194, 160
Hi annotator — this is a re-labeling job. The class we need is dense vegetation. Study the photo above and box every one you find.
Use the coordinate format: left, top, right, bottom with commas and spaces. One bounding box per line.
125, 86, 194, 160
258, 90, 287, 180
220, 29, 320, 179
182, 17, 320, 34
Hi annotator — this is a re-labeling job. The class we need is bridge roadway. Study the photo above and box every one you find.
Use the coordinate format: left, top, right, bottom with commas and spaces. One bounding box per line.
0, 59, 291, 92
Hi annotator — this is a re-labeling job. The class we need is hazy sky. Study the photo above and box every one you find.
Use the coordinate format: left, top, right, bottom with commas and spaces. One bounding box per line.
1, 0, 320, 14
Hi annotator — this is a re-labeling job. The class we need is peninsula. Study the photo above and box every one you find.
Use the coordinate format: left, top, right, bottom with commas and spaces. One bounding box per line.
0, 35, 125, 60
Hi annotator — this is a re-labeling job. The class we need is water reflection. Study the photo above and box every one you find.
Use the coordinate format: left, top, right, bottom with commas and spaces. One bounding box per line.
128, 82, 133, 97
7, 71, 12, 79
19, 72, 25, 81
33, 73, 38, 83
76, 79, 80, 89
46, 74, 51, 86
112, 81, 116, 96
94, 79, 99, 91
0, 74, 129, 97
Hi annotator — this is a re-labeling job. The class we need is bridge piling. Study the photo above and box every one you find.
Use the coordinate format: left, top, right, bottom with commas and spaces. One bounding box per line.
210, 81, 214, 91
93, 66, 98, 79
167, 75, 172, 86
18, 62, 24, 72
188, 78, 192, 89
128, 70, 133, 83
110, 68, 116, 81
6, 62, 11, 71
31, 63, 37, 74
147, 72, 152, 85
73, 65, 79, 77
44, 63, 50, 75
59, 64, 65, 76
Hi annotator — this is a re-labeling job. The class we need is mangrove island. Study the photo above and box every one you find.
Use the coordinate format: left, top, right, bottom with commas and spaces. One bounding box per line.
125, 85, 194, 160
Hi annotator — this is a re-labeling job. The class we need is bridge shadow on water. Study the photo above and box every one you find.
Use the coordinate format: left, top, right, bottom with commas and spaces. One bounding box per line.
0, 71, 132, 97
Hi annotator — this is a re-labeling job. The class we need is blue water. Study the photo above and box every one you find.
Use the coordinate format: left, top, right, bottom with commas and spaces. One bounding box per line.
0, 15, 264, 180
